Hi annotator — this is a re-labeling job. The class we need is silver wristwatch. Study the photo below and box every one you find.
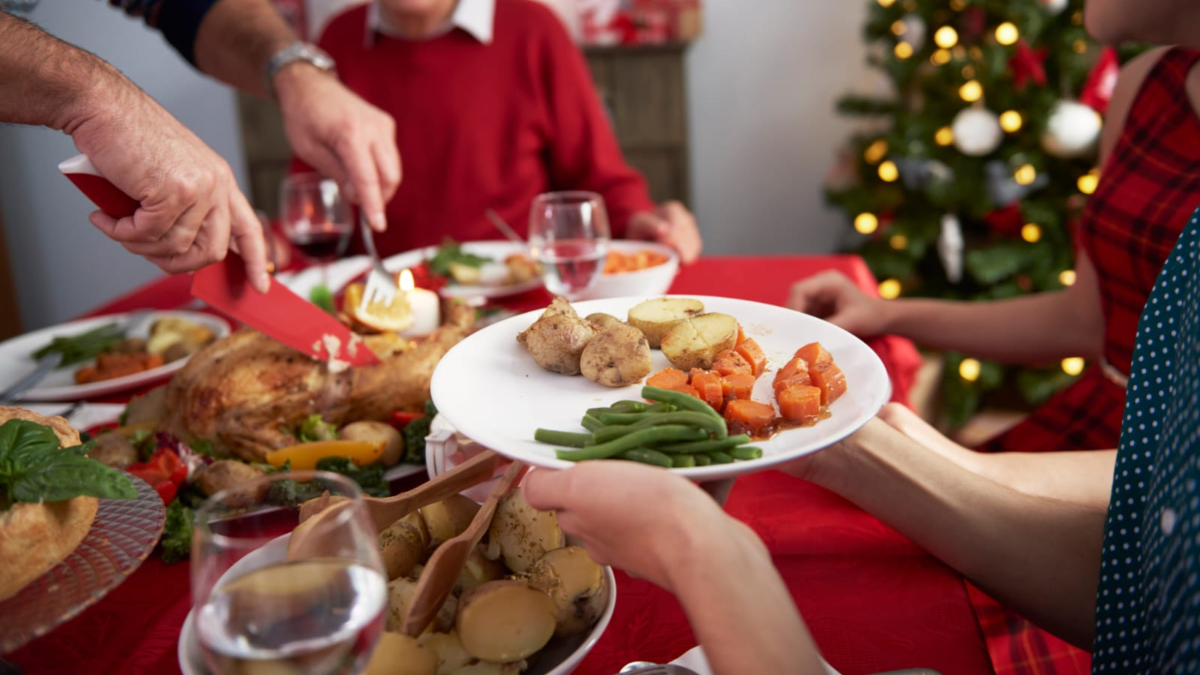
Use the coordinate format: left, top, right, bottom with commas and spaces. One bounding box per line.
265, 41, 335, 98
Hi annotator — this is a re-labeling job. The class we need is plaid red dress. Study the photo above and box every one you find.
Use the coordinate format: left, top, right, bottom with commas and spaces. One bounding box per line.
970, 47, 1200, 675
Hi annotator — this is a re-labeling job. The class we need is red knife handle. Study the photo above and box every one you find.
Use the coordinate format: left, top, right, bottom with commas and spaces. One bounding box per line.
59, 155, 139, 218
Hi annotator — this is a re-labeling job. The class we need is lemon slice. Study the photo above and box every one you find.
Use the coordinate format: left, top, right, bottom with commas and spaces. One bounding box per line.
343, 282, 415, 333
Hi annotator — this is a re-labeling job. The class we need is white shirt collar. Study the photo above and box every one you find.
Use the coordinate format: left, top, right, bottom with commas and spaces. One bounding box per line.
366, 0, 494, 45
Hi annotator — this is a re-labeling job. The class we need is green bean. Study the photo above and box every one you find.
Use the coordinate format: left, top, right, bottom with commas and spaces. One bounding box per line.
642, 386, 727, 431
610, 400, 649, 413
580, 414, 605, 432
693, 454, 712, 466
590, 426, 629, 444
655, 435, 751, 454
671, 454, 697, 468
595, 403, 675, 426
587, 407, 619, 419
618, 449, 673, 468
622, 411, 727, 439
534, 429, 592, 447
710, 451, 735, 464
731, 446, 764, 461
555, 425, 709, 461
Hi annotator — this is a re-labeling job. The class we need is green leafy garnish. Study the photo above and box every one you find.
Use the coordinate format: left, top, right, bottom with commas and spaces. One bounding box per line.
296, 414, 338, 443
0, 419, 137, 509
32, 322, 126, 368
130, 428, 157, 461
401, 400, 438, 465
429, 238, 491, 277
188, 438, 219, 458
309, 283, 336, 315
266, 456, 389, 507
160, 500, 193, 563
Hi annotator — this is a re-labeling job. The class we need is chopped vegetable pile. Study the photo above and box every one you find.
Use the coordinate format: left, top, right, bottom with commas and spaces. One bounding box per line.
428, 237, 491, 277
33, 322, 125, 368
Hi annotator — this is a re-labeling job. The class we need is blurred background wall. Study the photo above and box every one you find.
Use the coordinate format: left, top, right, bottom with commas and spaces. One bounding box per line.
0, 0, 872, 330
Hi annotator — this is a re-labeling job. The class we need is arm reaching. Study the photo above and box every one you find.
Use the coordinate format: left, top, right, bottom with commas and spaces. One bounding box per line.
782, 416, 1107, 648
192, 0, 400, 232
522, 463, 824, 675
0, 13, 269, 290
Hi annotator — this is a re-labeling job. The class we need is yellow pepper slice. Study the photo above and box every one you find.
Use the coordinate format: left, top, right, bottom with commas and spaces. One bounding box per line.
265, 440, 385, 470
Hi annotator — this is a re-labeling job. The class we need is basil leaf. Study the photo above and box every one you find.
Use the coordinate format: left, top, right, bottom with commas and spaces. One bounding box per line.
0, 419, 60, 466
12, 452, 137, 503
62, 440, 97, 457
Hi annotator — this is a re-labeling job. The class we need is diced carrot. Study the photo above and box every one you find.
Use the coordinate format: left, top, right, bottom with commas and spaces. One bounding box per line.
773, 373, 813, 395
810, 362, 848, 405
794, 342, 833, 368
712, 350, 753, 377
735, 324, 747, 346
723, 400, 777, 437
670, 384, 702, 399
723, 372, 756, 401
735, 338, 767, 377
772, 357, 811, 386
777, 386, 822, 423
647, 368, 689, 390
689, 370, 725, 411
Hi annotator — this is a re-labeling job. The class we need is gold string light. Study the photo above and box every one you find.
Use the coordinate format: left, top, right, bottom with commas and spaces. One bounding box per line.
999, 110, 1023, 132
895, 42, 914, 59
949, 0, 966, 9
889, 234, 908, 250
1014, 163, 1037, 186
878, 160, 900, 182
959, 80, 983, 102
1059, 270, 1077, 286
1021, 223, 1042, 242
1073, 39, 1088, 53
934, 26, 959, 48
864, 139, 889, 164
935, 126, 955, 146
931, 49, 952, 65
1061, 357, 1085, 376
878, 278, 902, 299
891, 20, 908, 35
959, 358, 982, 382
878, 0, 896, 6
854, 213, 880, 234
1078, 168, 1100, 195
995, 22, 1019, 45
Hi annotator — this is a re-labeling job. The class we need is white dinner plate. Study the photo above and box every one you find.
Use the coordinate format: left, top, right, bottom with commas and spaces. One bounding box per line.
431, 295, 891, 481
0, 311, 231, 402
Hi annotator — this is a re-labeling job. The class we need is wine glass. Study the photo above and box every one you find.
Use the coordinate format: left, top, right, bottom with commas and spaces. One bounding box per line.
192, 471, 386, 675
279, 174, 353, 281
528, 191, 611, 300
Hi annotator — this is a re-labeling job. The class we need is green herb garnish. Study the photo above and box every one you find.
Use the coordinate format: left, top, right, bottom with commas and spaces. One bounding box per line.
266, 457, 388, 507
33, 322, 125, 368
0, 419, 136, 509
428, 238, 491, 277
309, 283, 336, 315
160, 500, 193, 563
401, 400, 438, 465
296, 414, 338, 443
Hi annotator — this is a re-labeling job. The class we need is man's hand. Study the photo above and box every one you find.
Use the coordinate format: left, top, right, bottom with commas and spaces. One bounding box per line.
628, 200, 702, 264
274, 67, 400, 233
787, 270, 891, 336
68, 79, 270, 292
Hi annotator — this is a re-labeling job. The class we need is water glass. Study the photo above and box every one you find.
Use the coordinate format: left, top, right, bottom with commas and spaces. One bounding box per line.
528, 191, 611, 300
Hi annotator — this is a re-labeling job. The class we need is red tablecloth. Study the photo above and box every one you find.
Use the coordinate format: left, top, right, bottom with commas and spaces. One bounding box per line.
7, 255, 993, 675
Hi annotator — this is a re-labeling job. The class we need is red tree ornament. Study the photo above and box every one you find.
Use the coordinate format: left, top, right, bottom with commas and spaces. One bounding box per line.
1009, 40, 1048, 89
984, 204, 1025, 238
1080, 47, 1120, 114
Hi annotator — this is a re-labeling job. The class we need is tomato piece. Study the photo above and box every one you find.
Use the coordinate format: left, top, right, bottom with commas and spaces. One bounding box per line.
390, 411, 424, 430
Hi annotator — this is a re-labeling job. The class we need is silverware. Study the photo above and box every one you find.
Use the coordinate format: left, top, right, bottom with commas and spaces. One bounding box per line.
485, 208, 525, 245
0, 351, 62, 404
359, 209, 397, 311
618, 663, 700, 675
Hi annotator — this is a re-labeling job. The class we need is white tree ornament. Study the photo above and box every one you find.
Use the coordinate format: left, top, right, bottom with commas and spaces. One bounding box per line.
938, 214, 965, 283
951, 107, 1003, 157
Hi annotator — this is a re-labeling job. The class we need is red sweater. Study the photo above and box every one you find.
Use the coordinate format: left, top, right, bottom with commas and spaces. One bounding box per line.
301, 0, 655, 255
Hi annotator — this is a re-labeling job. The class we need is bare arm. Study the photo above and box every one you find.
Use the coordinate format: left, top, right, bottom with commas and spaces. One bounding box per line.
783, 418, 1107, 649
191, 0, 401, 232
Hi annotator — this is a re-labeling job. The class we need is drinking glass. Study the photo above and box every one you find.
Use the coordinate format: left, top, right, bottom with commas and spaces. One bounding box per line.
528, 191, 611, 300
279, 174, 353, 274
192, 472, 386, 675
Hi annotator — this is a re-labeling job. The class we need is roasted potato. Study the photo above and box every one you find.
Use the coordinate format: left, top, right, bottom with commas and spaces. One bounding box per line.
387, 577, 458, 633
626, 298, 704, 348
486, 489, 565, 573
146, 317, 216, 356
516, 297, 597, 376
196, 460, 268, 500
380, 512, 430, 580
417, 632, 474, 673
455, 580, 556, 663
454, 543, 506, 597
584, 312, 624, 330
363, 632, 438, 675
420, 495, 481, 548
580, 323, 653, 387
660, 312, 739, 371
87, 433, 138, 469
123, 386, 167, 425
525, 546, 610, 637
339, 421, 404, 466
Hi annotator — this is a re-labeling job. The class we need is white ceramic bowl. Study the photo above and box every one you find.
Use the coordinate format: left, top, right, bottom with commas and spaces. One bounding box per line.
579, 240, 679, 300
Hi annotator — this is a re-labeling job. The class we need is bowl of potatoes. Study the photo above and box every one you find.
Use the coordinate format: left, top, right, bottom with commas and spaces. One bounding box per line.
178, 488, 616, 675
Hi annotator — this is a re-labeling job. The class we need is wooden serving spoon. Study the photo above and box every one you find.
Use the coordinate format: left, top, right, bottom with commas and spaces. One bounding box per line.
400, 460, 526, 636
287, 449, 502, 560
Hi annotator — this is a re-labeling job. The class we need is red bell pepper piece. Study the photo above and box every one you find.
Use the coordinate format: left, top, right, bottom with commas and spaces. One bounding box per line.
390, 411, 424, 431
126, 448, 188, 504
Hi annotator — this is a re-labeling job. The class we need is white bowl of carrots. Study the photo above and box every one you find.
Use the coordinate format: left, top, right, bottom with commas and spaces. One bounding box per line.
579, 240, 679, 300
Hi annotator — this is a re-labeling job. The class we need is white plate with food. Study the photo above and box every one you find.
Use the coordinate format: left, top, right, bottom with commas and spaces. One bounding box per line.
431, 295, 891, 481
0, 311, 231, 402
178, 519, 616, 675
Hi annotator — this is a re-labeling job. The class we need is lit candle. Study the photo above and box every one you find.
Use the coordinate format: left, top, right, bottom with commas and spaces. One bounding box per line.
399, 268, 440, 338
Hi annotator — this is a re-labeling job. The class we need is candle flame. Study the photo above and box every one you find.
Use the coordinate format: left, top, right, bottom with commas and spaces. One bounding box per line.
398, 268, 415, 292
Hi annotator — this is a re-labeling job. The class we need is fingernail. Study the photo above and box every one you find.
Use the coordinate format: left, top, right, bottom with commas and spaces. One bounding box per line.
258, 272, 271, 292
371, 213, 386, 232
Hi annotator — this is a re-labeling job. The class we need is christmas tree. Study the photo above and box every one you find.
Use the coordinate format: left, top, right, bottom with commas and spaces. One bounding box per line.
827, 0, 1134, 426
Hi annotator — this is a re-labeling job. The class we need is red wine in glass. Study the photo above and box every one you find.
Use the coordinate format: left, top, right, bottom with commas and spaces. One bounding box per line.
291, 229, 351, 262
